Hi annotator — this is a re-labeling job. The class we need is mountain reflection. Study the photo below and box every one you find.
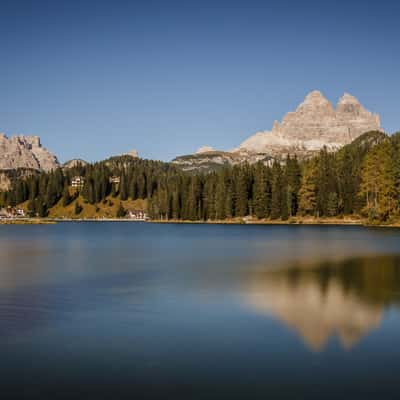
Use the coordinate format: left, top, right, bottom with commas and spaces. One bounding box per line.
242, 255, 400, 351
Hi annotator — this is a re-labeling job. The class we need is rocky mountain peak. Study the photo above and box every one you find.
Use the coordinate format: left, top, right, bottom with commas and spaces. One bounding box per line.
173, 90, 383, 172
195, 146, 215, 154
338, 92, 360, 104
295, 90, 335, 117
0, 133, 59, 171
62, 159, 88, 169
302, 90, 326, 103
239, 90, 382, 153
336, 93, 364, 116
124, 149, 139, 158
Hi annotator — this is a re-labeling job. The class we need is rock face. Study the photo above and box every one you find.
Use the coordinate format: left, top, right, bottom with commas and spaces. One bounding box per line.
0, 134, 59, 171
124, 149, 139, 158
62, 159, 88, 169
173, 91, 382, 171
172, 150, 273, 172
195, 146, 215, 154
237, 91, 382, 156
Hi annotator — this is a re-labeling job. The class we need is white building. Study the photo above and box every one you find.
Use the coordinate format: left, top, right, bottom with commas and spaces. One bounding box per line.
71, 176, 85, 188
127, 210, 148, 221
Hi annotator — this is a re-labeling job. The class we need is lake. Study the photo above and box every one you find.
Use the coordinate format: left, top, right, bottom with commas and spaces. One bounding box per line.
1, 223, 400, 399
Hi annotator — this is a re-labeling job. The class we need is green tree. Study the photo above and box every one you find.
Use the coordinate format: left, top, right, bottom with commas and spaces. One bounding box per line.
298, 161, 317, 216
116, 203, 126, 218
74, 202, 83, 215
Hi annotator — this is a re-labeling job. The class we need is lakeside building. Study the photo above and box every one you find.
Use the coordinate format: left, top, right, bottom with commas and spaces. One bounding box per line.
0, 209, 9, 219
0, 207, 25, 219
71, 176, 85, 188
109, 176, 121, 184
127, 210, 148, 221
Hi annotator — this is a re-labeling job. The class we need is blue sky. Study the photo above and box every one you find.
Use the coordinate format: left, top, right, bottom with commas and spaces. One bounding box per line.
1, 0, 399, 162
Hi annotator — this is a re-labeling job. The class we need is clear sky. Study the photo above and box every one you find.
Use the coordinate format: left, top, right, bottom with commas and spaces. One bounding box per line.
1, 0, 399, 162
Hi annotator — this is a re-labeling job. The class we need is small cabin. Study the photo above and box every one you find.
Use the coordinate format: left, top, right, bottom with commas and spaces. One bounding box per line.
127, 210, 148, 221
16, 208, 25, 217
71, 176, 85, 188
0, 207, 25, 219
109, 176, 121, 184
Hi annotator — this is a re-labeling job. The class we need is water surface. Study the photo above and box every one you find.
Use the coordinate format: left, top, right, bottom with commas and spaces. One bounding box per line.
1, 223, 400, 399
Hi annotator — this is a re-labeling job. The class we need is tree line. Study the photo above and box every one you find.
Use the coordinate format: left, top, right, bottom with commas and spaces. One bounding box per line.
149, 131, 400, 222
1, 131, 400, 222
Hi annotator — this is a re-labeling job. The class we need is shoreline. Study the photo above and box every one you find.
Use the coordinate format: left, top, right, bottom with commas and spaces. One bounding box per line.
146, 217, 400, 228
2, 217, 400, 228
0, 218, 56, 225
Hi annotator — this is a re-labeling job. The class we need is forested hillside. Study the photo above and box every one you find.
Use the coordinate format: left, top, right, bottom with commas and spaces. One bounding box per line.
1, 131, 400, 222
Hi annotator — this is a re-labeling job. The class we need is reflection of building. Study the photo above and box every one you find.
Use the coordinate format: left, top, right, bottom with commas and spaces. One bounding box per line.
71, 176, 85, 188
242, 264, 384, 351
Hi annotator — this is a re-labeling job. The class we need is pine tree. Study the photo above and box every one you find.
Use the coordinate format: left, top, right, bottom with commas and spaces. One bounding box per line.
285, 155, 301, 216
270, 162, 283, 219
234, 166, 249, 217
74, 202, 83, 215
116, 203, 126, 218
215, 171, 227, 219
253, 163, 269, 218
298, 161, 317, 216
36, 198, 48, 217
119, 170, 128, 201
327, 192, 339, 217
62, 185, 72, 207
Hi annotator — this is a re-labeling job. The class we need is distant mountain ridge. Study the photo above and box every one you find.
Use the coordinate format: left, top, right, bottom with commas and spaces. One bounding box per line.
0, 91, 384, 178
173, 90, 383, 171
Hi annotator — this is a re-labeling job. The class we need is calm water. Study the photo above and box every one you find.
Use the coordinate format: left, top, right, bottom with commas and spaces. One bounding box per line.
1, 223, 400, 399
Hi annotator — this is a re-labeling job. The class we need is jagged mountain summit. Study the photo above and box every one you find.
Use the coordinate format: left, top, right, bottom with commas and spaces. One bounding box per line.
173, 91, 382, 171
0, 134, 59, 171
236, 91, 382, 155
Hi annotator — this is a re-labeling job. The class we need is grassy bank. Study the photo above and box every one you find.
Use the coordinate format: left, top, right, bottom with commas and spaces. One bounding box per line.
16, 196, 147, 219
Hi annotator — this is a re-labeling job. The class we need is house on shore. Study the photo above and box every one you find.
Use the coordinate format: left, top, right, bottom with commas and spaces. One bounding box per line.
0, 209, 9, 219
71, 176, 85, 188
0, 207, 25, 219
109, 176, 121, 184
127, 210, 148, 221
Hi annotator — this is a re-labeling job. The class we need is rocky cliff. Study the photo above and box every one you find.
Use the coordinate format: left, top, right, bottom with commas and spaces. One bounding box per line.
237, 91, 382, 155
172, 150, 274, 172
62, 159, 88, 169
173, 91, 383, 171
0, 134, 59, 190
0, 134, 59, 171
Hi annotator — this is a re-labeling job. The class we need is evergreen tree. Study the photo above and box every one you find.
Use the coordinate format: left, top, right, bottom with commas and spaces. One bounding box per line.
62, 185, 72, 207
285, 156, 301, 216
252, 163, 269, 218
234, 166, 249, 217
298, 161, 317, 216
270, 162, 283, 219
116, 203, 126, 218
74, 202, 83, 215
